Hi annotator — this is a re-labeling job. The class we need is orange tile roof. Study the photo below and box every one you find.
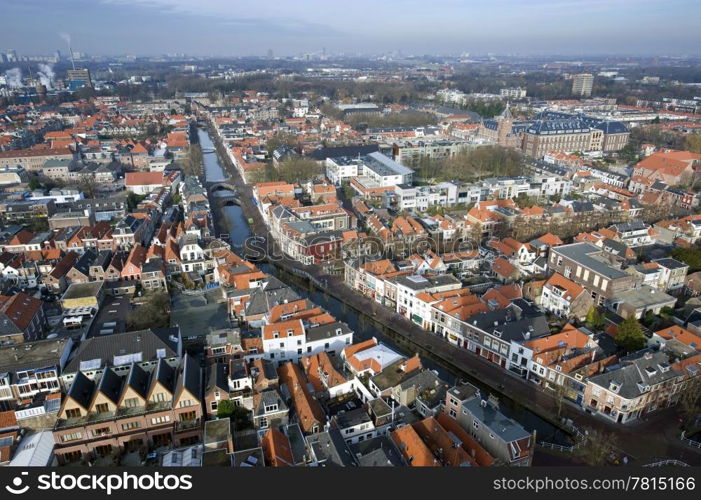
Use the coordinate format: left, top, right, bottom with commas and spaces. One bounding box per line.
125, 171, 163, 186
655, 326, 701, 351
277, 362, 326, 434
391, 424, 439, 467
261, 428, 294, 467
263, 319, 304, 340
543, 273, 585, 300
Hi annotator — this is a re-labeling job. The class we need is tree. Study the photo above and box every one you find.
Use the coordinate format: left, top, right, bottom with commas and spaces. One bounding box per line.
585, 306, 606, 330
78, 174, 99, 199
685, 134, 701, 154
127, 192, 146, 211
614, 316, 646, 352
575, 428, 618, 466
341, 181, 355, 200
216, 400, 236, 418
672, 246, 701, 272
182, 144, 203, 177
28, 176, 41, 191
127, 291, 170, 330
679, 378, 701, 428
277, 157, 323, 183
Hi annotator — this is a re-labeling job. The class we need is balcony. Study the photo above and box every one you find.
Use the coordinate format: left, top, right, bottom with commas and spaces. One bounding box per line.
174, 418, 201, 433
54, 401, 174, 430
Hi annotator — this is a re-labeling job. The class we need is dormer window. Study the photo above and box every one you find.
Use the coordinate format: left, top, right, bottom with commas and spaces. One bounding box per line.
609, 381, 620, 393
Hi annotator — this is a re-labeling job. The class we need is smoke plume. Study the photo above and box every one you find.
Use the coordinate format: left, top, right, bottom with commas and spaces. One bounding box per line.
37, 63, 55, 89
4, 68, 22, 88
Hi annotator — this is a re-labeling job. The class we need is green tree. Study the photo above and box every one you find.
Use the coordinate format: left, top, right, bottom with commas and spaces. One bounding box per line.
216, 400, 236, 418
615, 316, 646, 352
585, 306, 605, 330
127, 192, 146, 210
341, 181, 355, 200
28, 176, 41, 191
671, 247, 701, 272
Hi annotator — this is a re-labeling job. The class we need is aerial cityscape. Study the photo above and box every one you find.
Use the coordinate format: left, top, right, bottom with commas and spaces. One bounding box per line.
1, 0, 701, 477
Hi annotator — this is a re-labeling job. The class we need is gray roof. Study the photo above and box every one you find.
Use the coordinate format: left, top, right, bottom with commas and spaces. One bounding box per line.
653, 258, 688, 271
244, 277, 301, 317
351, 436, 405, 467
362, 151, 414, 177
553, 242, 629, 280
588, 350, 679, 399
468, 306, 550, 342
306, 321, 352, 343
252, 389, 287, 417
205, 363, 228, 394
174, 353, 201, 401
333, 407, 371, 429
462, 398, 530, 443
0, 338, 72, 378
306, 427, 356, 466
66, 371, 95, 410
64, 328, 179, 373
95, 367, 123, 405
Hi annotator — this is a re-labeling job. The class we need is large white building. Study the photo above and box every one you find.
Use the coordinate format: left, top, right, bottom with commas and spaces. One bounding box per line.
325, 151, 413, 187
262, 319, 353, 366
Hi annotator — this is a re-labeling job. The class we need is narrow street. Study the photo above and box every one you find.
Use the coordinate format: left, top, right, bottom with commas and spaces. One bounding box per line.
203, 117, 701, 466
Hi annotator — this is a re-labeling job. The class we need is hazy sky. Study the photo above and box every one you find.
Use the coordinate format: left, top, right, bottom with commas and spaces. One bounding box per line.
2, 0, 700, 57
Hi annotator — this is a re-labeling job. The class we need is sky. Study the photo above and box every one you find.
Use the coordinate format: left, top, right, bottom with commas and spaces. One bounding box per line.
2, 0, 700, 57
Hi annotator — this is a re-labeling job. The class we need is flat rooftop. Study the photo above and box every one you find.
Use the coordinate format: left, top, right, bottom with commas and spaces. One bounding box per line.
554, 242, 629, 280
0, 338, 71, 371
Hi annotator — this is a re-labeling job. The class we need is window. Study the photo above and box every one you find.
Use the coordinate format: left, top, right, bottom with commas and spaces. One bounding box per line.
264, 404, 278, 413
151, 415, 170, 425
259, 417, 268, 429
121, 421, 140, 431
92, 427, 111, 437
95, 403, 109, 414
152, 392, 169, 403
61, 432, 82, 443
210, 401, 218, 412
179, 399, 194, 408
473, 420, 479, 430
65, 408, 81, 419
123, 397, 140, 408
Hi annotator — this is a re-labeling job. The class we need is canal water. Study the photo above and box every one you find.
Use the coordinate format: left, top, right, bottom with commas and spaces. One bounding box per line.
199, 128, 251, 247
198, 126, 571, 445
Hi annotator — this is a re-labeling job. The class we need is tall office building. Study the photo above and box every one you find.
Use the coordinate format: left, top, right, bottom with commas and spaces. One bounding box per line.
571, 73, 594, 97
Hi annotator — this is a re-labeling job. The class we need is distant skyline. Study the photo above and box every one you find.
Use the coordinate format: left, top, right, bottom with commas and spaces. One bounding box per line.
2, 0, 700, 58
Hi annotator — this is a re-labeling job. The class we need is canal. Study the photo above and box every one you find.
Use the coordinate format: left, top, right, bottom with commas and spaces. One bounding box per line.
197, 126, 571, 446
199, 127, 251, 247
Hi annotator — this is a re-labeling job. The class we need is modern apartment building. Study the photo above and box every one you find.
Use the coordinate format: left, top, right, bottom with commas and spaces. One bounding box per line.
572, 73, 594, 97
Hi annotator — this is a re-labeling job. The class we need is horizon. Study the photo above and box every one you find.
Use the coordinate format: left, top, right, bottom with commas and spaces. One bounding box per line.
2, 0, 701, 58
